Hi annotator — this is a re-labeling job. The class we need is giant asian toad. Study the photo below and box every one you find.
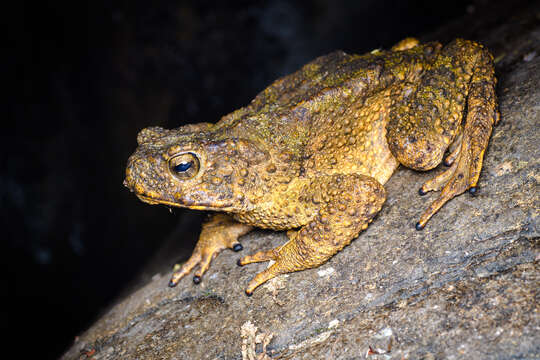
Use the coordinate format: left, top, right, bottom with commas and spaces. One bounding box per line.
124, 38, 499, 295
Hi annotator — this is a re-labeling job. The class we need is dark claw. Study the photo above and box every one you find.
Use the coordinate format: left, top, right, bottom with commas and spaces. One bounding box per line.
245, 290, 253, 297
469, 187, 478, 196
418, 187, 427, 196
193, 275, 201, 284
237, 259, 244, 267
168, 280, 178, 288
232, 243, 243, 252
415, 222, 424, 231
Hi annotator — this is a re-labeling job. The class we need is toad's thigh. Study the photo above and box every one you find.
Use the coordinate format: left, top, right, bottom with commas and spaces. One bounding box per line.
386, 44, 473, 170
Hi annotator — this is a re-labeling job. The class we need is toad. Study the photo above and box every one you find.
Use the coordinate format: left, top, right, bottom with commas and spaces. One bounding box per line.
125, 38, 498, 295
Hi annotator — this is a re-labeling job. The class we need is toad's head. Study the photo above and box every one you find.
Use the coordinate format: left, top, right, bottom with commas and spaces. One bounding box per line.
124, 125, 268, 212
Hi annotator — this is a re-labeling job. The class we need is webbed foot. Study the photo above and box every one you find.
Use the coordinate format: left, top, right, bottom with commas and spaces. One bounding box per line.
416, 126, 493, 229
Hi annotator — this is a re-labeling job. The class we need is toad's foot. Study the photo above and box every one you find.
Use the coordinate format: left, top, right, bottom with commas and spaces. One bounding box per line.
237, 174, 385, 295
169, 214, 253, 287
416, 114, 499, 229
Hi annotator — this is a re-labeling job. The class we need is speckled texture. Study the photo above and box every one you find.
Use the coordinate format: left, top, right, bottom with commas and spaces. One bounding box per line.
125, 37, 498, 294
64, 5, 539, 359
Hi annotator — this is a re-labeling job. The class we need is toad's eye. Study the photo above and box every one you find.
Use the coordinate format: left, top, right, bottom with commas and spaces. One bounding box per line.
174, 162, 191, 172
168, 152, 200, 180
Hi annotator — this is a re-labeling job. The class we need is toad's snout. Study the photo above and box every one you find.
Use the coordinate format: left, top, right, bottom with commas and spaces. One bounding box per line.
124, 151, 169, 199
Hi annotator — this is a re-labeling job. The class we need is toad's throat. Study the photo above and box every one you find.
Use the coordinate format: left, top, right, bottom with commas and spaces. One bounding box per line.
136, 194, 233, 211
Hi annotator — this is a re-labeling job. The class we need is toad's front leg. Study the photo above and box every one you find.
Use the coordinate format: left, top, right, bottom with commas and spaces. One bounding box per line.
237, 174, 386, 295
169, 213, 253, 287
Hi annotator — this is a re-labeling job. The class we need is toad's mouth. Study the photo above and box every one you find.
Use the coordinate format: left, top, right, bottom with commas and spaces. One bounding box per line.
135, 193, 233, 211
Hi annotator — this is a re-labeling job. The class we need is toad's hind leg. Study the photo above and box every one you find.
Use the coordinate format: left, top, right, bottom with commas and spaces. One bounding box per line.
237, 175, 386, 295
387, 39, 498, 229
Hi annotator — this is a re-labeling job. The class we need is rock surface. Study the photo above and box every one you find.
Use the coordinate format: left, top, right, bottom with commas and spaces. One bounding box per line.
63, 3, 539, 359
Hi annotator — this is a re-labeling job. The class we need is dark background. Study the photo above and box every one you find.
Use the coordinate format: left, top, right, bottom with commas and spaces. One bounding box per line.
8, 0, 501, 358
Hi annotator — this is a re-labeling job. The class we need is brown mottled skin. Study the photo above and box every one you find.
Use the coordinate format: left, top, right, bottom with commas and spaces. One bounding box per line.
125, 38, 499, 295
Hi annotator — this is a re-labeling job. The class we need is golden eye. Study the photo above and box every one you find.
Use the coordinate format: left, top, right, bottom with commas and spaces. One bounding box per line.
168, 152, 200, 180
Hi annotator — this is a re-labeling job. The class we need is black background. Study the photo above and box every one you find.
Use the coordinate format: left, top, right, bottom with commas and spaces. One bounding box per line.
9, 0, 485, 358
